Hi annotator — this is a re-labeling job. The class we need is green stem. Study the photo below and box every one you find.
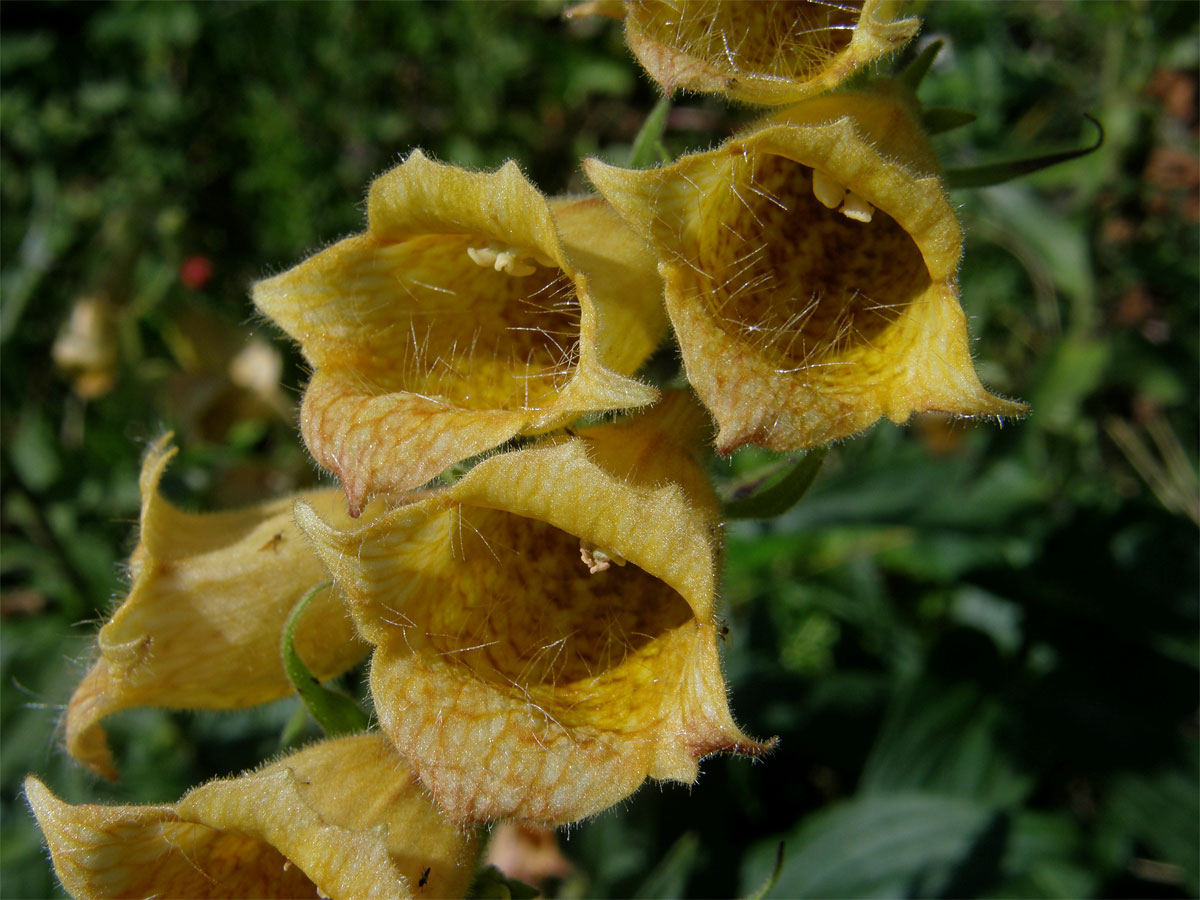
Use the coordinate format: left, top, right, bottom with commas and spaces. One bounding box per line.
628, 95, 671, 168
281, 581, 371, 736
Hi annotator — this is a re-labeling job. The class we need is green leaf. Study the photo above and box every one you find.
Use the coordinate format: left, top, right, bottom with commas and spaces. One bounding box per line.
860, 676, 1032, 806
278, 702, 310, 749
628, 96, 671, 169
1104, 766, 1200, 895
741, 793, 997, 898
945, 115, 1104, 190
467, 865, 539, 900
1029, 336, 1111, 433
633, 832, 700, 899
723, 448, 829, 520
898, 40, 944, 92
9, 404, 61, 492
922, 106, 977, 136
281, 581, 370, 737
743, 842, 786, 900
989, 811, 1098, 899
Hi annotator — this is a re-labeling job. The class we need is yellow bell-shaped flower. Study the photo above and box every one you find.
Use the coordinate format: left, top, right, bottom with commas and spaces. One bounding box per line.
571, 0, 919, 106
585, 85, 1026, 454
254, 150, 667, 515
27, 735, 478, 899
296, 393, 771, 825
65, 436, 372, 781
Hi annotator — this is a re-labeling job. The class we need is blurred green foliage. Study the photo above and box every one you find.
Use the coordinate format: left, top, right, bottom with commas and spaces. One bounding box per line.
2, 2, 1197, 898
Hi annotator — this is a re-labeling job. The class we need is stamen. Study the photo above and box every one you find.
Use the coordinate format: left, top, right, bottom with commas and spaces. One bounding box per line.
840, 190, 875, 222
466, 242, 553, 277
580, 539, 627, 574
466, 245, 498, 268
811, 168, 846, 209
494, 249, 536, 277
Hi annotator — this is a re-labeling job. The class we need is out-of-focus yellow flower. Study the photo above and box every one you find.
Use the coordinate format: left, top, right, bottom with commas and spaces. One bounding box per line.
586, 86, 1027, 454
296, 393, 770, 825
66, 436, 372, 781
570, 0, 919, 106
27, 734, 478, 899
254, 150, 667, 515
52, 294, 119, 398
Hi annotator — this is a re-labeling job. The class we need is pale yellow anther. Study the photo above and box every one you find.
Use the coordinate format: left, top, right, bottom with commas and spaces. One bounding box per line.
466, 245, 499, 268
580, 539, 627, 574
811, 168, 846, 210
495, 249, 536, 277
841, 190, 875, 223
467, 242, 549, 277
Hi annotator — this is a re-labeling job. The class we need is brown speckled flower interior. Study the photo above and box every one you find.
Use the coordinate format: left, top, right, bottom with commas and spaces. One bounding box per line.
684, 149, 930, 374
373, 506, 693, 726
632, 0, 862, 82
322, 234, 581, 412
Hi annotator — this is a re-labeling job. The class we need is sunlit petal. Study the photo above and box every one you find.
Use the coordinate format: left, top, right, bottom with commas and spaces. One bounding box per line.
582, 0, 919, 105
254, 151, 666, 514
65, 436, 372, 780
586, 87, 1026, 454
297, 394, 771, 824
28, 735, 477, 900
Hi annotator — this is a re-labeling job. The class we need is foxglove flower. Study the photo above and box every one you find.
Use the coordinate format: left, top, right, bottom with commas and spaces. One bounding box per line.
572, 0, 919, 106
297, 394, 770, 825
586, 86, 1026, 453
254, 150, 667, 515
28, 735, 477, 899
65, 436, 372, 780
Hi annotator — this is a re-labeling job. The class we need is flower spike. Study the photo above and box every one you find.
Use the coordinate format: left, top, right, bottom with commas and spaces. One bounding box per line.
297, 393, 772, 825
586, 86, 1027, 454
254, 150, 667, 514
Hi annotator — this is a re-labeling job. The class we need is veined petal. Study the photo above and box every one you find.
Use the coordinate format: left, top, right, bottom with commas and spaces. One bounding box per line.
27, 734, 478, 900
254, 151, 666, 514
585, 87, 1026, 454
65, 436, 372, 780
613, 0, 919, 105
297, 394, 770, 825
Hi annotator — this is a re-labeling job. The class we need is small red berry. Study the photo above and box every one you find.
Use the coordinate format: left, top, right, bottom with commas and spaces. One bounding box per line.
179, 255, 214, 290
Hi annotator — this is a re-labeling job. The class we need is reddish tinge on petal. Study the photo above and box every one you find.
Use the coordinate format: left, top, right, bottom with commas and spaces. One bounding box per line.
65, 436, 372, 780
254, 150, 667, 514
297, 393, 771, 825
586, 85, 1027, 454
28, 735, 478, 900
